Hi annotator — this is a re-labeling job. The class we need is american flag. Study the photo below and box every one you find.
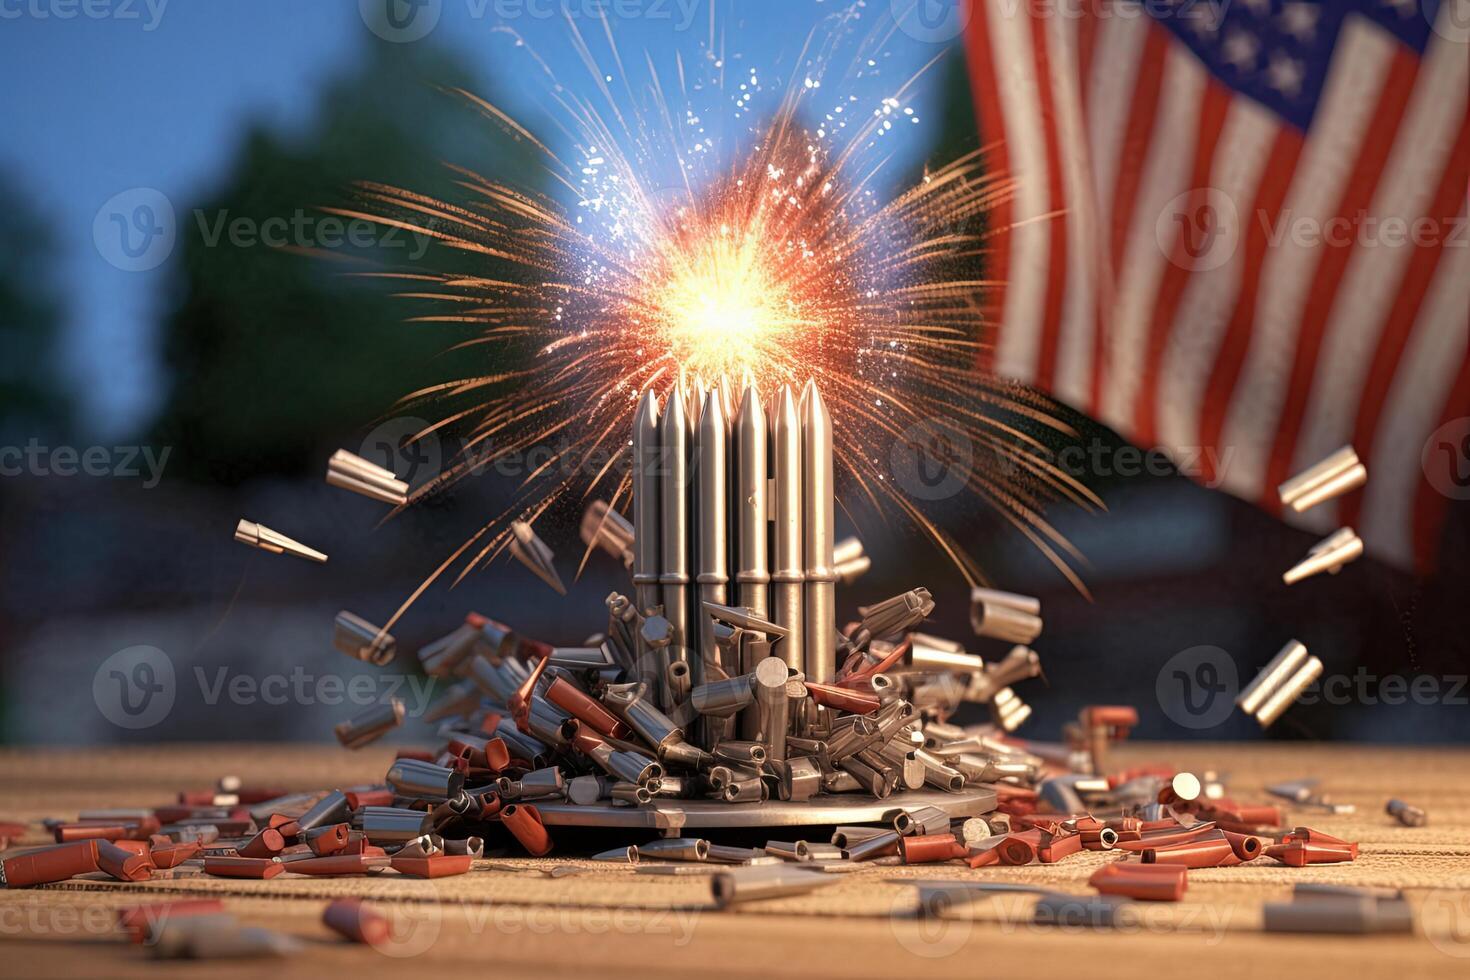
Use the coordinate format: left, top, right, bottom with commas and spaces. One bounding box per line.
963, 0, 1469, 569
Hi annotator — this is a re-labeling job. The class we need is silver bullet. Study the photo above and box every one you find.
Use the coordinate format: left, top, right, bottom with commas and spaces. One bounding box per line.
801, 380, 836, 684
509, 520, 566, 596
325, 449, 408, 506
659, 382, 694, 701
1283, 527, 1363, 585
234, 519, 327, 563
734, 384, 770, 668
969, 588, 1042, 644
770, 385, 804, 671
696, 388, 730, 672
701, 600, 789, 637
631, 390, 662, 643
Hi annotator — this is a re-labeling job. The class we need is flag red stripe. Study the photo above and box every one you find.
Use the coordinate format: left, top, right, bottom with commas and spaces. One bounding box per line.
1340, 114, 1470, 529
1133, 79, 1231, 446
963, 5, 1011, 374
1196, 129, 1305, 487
1030, 13, 1069, 389
1259, 49, 1423, 508
1091, 22, 1169, 415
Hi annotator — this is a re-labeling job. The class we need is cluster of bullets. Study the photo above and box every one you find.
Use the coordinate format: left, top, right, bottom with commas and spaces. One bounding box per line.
318, 380, 1057, 815
1278, 445, 1367, 585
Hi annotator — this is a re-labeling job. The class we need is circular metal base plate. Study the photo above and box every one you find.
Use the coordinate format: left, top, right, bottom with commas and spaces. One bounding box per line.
534, 786, 996, 834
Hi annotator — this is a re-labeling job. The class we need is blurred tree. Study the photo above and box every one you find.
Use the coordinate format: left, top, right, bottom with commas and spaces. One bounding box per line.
151, 39, 542, 482
0, 170, 72, 441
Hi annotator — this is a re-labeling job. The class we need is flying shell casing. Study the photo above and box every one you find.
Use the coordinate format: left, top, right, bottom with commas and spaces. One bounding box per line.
658, 384, 694, 702
333, 611, 396, 666
580, 499, 635, 569
734, 385, 770, 663
1254, 655, 1324, 728
1237, 639, 1310, 716
325, 449, 408, 506
833, 536, 870, 584
1278, 445, 1367, 513
695, 389, 730, 672
770, 385, 805, 672
234, 519, 328, 563
334, 699, 405, 749
800, 381, 837, 684
385, 759, 464, 801
990, 687, 1032, 732
631, 391, 662, 642
1283, 527, 1364, 585
509, 520, 567, 596
969, 588, 1043, 645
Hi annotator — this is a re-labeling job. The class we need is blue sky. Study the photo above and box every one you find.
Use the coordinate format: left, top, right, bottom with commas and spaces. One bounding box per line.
0, 0, 967, 437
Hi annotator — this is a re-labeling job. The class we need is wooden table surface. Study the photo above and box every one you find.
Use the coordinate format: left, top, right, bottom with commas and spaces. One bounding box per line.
2, 742, 1468, 979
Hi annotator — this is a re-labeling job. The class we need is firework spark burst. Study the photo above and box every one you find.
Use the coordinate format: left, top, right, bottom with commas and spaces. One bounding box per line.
329, 7, 1099, 624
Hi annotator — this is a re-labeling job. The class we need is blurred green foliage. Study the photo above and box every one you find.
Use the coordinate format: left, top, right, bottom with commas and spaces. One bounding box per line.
150, 39, 541, 483
0, 171, 72, 441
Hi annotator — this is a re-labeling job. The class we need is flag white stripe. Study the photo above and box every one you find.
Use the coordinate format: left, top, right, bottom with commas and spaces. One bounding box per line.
987, 0, 1051, 385
1047, 10, 1099, 409
1156, 99, 1279, 454
1099, 43, 1207, 432
1360, 223, 1469, 565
